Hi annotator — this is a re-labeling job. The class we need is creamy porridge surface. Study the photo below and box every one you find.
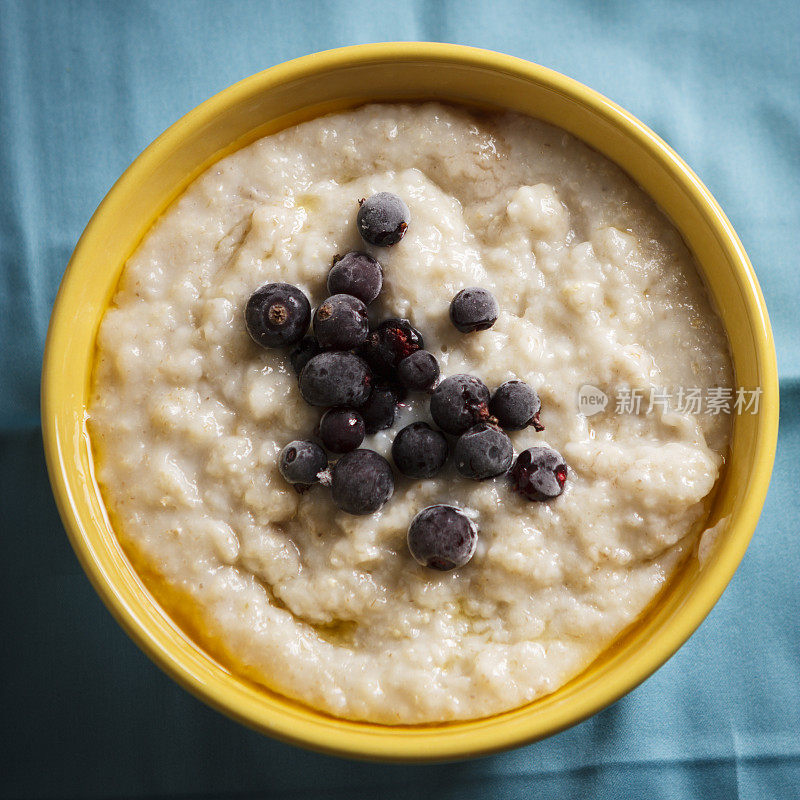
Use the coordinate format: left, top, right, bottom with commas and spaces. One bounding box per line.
89, 103, 732, 723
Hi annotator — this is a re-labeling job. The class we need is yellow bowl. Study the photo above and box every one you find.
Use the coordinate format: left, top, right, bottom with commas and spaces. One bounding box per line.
42, 43, 779, 761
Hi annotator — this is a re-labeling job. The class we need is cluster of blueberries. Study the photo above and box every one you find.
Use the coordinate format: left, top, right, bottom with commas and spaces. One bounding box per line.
244, 192, 568, 571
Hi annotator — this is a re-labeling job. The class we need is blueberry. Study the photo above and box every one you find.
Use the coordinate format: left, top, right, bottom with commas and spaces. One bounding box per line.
359, 384, 399, 434
313, 294, 369, 350
245, 282, 311, 348
327, 252, 383, 305
489, 380, 544, 431
319, 408, 365, 453
357, 192, 410, 247
407, 505, 478, 571
449, 287, 499, 333
289, 336, 321, 375
360, 318, 424, 375
397, 350, 439, 392
299, 352, 372, 407
278, 440, 327, 488
510, 446, 568, 501
429, 374, 492, 435
331, 449, 394, 515
454, 423, 513, 480
391, 422, 449, 479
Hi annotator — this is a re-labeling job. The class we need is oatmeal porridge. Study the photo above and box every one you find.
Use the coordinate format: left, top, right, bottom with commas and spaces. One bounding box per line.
89, 103, 732, 724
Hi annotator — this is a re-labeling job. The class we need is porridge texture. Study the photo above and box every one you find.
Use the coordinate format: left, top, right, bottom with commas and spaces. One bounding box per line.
89, 103, 732, 723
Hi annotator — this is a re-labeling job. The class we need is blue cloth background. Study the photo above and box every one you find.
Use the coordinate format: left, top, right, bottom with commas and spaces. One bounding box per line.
1, 1, 798, 797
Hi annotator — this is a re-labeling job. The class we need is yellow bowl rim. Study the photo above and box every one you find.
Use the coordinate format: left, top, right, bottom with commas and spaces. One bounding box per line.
41, 42, 779, 761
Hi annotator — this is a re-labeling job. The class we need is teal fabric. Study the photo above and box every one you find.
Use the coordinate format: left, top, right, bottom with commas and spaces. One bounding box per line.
1, 1, 798, 797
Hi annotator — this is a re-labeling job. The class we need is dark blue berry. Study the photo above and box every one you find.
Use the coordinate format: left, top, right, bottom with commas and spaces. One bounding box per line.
313, 294, 369, 350
289, 337, 320, 375
328, 252, 383, 304
397, 350, 439, 392
319, 408, 365, 453
278, 441, 327, 488
359, 384, 399, 434
407, 505, 478, 570
357, 192, 410, 247
449, 287, 499, 333
429, 374, 491, 435
511, 446, 568, 501
245, 282, 311, 348
331, 449, 394, 515
299, 352, 372, 407
360, 318, 424, 375
489, 380, 543, 431
391, 422, 448, 479
454, 423, 513, 480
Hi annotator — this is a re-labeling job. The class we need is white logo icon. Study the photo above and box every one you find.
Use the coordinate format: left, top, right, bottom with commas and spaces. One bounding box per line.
578, 385, 608, 416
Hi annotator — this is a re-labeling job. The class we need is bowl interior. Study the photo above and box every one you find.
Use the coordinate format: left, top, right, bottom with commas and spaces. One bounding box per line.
42, 44, 778, 761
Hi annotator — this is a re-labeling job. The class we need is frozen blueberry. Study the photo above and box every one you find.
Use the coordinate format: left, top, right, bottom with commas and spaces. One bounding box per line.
245, 282, 311, 348
278, 440, 327, 488
289, 337, 321, 375
454, 423, 513, 480
299, 352, 372, 407
319, 408, 365, 453
327, 252, 383, 305
357, 192, 410, 247
359, 384, 399, 434
360, 318, 424, 375
407, 505, 478, 571
449, 287, 499, 333
429, 374, 492, 435
489, 380, 544, 431
391, 422, 449, 479
510, 446, 568, 501
313, 294, 369, 350
397, 350, 439, 392
331, 449, 394, 515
